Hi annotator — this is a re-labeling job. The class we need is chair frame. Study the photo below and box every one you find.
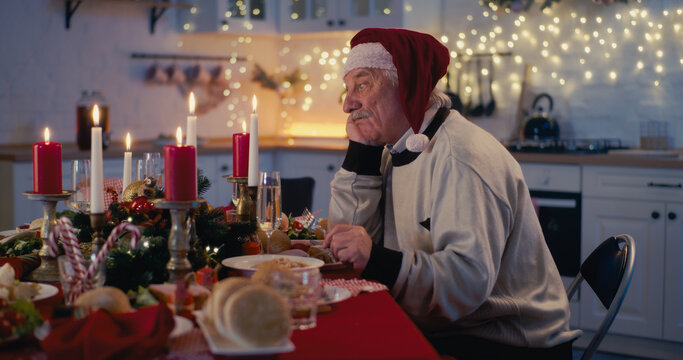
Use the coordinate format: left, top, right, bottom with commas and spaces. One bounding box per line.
566, 234, 636, 360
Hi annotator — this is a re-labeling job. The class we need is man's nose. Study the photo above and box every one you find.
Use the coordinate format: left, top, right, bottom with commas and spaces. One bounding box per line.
342, 92, 360, 114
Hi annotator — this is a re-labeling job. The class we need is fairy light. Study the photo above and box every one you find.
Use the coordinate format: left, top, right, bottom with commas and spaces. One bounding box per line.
585, 71, 593, 80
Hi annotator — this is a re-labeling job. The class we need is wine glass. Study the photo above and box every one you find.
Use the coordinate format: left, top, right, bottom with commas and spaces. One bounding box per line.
69, 159, 90, 212
256, 171, 282, 254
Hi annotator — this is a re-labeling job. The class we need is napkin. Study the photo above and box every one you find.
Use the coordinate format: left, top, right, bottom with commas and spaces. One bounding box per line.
321, 278, 389, 297
40, 303, 174, 360
0, 254, 41, 280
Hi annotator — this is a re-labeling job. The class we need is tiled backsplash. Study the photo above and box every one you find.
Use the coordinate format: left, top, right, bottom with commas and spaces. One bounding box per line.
0, 1, 681, 148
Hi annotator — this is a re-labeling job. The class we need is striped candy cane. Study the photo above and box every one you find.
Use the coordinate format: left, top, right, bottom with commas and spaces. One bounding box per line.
86, 222, 141, 281
57, 217, 87, 281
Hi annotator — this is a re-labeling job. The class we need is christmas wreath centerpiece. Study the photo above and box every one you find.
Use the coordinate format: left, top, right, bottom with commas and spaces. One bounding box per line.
57, 170, 257, 293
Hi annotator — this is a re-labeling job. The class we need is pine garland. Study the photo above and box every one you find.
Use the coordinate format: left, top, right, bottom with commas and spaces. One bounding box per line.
55, 168, 256, 292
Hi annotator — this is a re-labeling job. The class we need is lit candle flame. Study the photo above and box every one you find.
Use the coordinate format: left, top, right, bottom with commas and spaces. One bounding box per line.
241, 120, 247, 133
125, 132, 131, 151
93, 105, 100, 126
44, 127, 50, 144
189, 91, 196, 115
176, 126, 183, 146
251, 94, 257, 113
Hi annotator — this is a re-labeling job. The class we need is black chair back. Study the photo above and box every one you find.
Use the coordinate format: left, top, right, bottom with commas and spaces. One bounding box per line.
281, 177, 315, 217
580, 236, 629, 309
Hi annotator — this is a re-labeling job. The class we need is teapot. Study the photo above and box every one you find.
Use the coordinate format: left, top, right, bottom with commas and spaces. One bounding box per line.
523, 93, 559, 141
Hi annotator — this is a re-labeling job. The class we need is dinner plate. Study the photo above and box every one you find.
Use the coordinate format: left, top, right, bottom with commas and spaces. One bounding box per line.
194, 311, 295, 355
170, 315, 193, 339
222, 254, 324, 277
320, 286, 352, 305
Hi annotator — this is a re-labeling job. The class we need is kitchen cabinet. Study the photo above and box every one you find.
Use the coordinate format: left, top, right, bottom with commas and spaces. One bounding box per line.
278, 0, 440, 34
178, 0, 279, 34
273, 150, 344, 218
581, 165, 683, 340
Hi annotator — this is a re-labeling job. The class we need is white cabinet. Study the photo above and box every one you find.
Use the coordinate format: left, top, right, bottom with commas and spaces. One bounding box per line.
581, 165, 683, 340
179, 0, 279, 34
581, 197, 665, 338
279, 0, 440, 34
273, 150, 344, 218
663, 203, 683, 342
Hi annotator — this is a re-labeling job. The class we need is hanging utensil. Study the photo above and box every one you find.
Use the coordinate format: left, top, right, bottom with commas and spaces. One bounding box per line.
445, 64, 464, 113
468, 58, 485, 117
484, 57, 496, 116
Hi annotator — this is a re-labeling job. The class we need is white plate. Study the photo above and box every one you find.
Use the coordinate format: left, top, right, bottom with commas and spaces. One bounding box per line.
170, 315, 193, 339
194, 311, 295, 355
320, 286, 352, 305
12, 283, 58, 303
222, 254, 324, 277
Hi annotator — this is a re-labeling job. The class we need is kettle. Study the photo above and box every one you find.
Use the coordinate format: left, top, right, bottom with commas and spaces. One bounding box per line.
523, 93, 559, 141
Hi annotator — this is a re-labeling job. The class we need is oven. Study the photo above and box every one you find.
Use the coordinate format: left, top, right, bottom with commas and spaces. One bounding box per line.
519, 163, 582, 326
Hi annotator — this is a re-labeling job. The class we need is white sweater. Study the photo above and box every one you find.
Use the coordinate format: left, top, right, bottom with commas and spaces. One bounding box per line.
329, 106, 581, 348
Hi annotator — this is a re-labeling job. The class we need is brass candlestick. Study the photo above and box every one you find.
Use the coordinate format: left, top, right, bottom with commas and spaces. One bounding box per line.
23, 190, 73, 282
152, 199, 206, 282
223, 175, 257, 223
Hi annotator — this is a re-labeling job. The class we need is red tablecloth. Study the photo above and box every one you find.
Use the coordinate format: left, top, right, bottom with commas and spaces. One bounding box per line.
3, 280, 440, 360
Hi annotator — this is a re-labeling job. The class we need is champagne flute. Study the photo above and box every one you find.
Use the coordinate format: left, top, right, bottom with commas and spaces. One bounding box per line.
256, 171, 282, 254
70, 159, 91, 212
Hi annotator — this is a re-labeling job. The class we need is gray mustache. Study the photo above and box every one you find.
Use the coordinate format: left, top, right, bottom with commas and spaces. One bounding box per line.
350, 110, 371, 121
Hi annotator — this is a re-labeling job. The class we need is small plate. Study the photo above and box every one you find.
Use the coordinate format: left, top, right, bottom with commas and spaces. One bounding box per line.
320, 286, 352, 305
222, 254, 324, 277
194, 311, 295, 355
170, 315, 193, 339
9, 283, 59, 303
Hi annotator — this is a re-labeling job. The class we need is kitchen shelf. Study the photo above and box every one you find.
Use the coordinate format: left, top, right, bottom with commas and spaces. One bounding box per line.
64, 0, 192, 34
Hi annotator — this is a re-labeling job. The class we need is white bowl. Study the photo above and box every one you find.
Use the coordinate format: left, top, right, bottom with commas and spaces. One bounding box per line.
222, 254, 324, 277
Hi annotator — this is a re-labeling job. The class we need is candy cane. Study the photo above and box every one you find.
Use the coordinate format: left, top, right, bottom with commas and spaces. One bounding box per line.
86, 222, 141, 281
58, 217, 87, 281
47, 224, 60, 258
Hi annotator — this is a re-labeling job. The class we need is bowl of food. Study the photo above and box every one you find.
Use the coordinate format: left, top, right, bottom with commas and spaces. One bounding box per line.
222, 254, 324, 278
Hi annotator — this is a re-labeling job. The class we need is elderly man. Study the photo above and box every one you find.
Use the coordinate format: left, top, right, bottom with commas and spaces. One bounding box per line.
323, 28, 580, 359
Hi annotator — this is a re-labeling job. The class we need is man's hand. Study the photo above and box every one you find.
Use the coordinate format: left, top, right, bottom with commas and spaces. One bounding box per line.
346, 113, 381, 146
323, 224, 372, 273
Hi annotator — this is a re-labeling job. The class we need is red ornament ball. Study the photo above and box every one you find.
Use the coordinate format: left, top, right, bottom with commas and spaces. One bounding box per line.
130, 196, 149, 213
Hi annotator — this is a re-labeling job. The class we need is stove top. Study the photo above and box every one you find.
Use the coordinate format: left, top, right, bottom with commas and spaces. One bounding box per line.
506, 138, 626, 154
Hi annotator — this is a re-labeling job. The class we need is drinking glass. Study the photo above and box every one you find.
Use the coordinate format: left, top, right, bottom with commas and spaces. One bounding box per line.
57, 255, 105, 305
70, 159, 90, 212
137, 152, 162, 187
231, 183, 241, 208
269, 268, 322, 330
256, 171, 282, 254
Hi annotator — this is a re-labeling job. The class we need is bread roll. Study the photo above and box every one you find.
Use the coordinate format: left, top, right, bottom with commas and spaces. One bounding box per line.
74, 286, 132, 314
222, 284, 291, 347
208, 277, 253, 336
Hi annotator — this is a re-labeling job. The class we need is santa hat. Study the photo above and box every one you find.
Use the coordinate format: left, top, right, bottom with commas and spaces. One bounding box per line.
343, 28, 450, 152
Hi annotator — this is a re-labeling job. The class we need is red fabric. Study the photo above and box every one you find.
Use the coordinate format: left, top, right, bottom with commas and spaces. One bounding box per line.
285, 291, 440, 360
40, 303, 174, 360
350, 28, 450, 136
0, 254, 41, 280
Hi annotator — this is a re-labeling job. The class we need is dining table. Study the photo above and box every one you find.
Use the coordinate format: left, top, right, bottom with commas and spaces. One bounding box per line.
3, 267, 442, 360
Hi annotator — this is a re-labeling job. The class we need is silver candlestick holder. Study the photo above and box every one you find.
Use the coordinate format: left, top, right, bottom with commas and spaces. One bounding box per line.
152, 198, 206, 282
22, 190, 73, 283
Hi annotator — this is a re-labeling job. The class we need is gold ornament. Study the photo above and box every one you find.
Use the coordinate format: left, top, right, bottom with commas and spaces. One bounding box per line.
121, 177, 158, 202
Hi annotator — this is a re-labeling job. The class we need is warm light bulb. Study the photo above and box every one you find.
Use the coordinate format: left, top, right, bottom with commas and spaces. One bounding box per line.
176, 127, 183, 146
636, 61, 644, 70
126, 132, 131, 151
585, 71, 593, 80
609, 71, 617, 80
92, 105, 100, 126
44, 127, 50, 143
252, 94, 257, 113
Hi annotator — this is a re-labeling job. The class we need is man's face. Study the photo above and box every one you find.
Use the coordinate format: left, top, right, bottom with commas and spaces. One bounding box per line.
342, 68, 409, 146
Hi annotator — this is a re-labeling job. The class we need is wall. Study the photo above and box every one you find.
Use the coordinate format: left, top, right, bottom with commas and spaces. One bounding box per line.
0, 0, 280, 146
0, 0, 681, 148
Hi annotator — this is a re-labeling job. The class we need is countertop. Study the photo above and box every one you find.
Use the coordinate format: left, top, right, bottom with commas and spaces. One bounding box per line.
0, 137, 350, 162
2, 138, 683, 169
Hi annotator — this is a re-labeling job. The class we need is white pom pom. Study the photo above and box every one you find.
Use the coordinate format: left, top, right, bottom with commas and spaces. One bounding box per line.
406, 133, 429, 152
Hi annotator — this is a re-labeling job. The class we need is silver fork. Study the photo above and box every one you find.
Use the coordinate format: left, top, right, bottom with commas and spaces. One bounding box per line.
300, 208, 316, 229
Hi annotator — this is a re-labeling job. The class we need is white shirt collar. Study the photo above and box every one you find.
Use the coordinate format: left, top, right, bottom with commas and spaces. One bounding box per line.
387, 103, 439, 154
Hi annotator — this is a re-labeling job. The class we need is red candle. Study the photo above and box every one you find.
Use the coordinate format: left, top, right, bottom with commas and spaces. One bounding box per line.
232, 121, 249, 177
164, 127, 197, 201
32, 127, 62, 194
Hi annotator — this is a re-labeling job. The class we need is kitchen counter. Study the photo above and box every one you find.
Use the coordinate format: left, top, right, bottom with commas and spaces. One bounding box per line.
0, 137, 350, 162
2, 138, 683, 169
